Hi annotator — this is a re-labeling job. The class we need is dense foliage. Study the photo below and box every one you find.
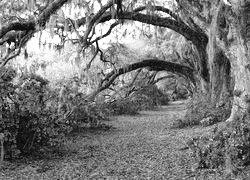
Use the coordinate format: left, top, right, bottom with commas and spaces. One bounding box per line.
188, 115, 250, 176
0, 67, 109, 158
103, 84, 169, 115
172, 92, 232, 128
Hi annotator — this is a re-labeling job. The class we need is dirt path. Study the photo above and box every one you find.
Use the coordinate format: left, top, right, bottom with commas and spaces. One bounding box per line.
0, 100, 213, 179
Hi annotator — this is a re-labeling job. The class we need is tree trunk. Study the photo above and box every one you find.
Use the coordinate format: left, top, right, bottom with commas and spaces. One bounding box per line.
210, 50, 233, 102
218, 1, 250, 121
205, 1, 232, 104
226, 38, 250, 121
186, 0, 234, 119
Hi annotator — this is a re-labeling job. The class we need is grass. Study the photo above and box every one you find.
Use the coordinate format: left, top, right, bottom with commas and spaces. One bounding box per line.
0, 100, 248, 179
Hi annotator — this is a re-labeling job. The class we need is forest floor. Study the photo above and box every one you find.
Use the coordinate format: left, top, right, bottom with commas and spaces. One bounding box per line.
0, 100, 228, 179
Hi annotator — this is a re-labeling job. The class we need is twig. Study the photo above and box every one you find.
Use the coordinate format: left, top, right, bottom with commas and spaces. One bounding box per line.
90, 21, 120, 44
67, 18, 82, 43
28, 131, 37, 151
85, 42, 100, 70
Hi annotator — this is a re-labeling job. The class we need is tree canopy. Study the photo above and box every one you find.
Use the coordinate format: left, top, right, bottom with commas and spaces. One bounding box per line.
1, 0, 250, 122
0, 0, 201, 97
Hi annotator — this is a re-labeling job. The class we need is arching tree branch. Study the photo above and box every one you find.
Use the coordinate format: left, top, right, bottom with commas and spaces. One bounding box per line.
0, 0, 68, 40
103, 59, 195, 83
87, 58, 196, 100
76, 9, 207, 47
133, 6, 184, 24
105, 11, 207, 46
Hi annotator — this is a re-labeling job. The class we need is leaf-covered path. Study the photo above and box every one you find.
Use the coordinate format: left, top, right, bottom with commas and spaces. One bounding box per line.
1, 100, 213, 179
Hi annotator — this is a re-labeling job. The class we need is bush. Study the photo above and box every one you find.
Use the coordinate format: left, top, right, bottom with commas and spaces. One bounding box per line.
173, 88, 189, 100
66, 101, 110, 130
103, 98, 140, 115
0, 71, 72, 158
55, 78, 110, 129
170, 119, 187, 129
188, 115, 250, 175
135, 84, 170, 107
102, 84, 170, 115
0, 69, 109, 159
178, 92, 232, 128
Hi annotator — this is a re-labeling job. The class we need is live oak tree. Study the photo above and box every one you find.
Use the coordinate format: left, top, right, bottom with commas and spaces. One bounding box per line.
0, 0, 250, 122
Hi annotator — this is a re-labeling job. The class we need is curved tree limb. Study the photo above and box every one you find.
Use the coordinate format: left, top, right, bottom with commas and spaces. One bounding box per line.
103, 59, 195, 83
0, 22, 36, 40
76, 8, 207, 47
0, 0, 69, 41
87, 58, 196, 100
100, 11, 207, 46
133, 6, 184, 24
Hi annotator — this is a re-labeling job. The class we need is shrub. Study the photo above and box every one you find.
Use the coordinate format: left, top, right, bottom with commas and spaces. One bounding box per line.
188, 115, 250, 175
55, 77, 110, 129
179, 91, 232, 128
102, 84, 170, 115
103, 98, 140, 115
136, 84, 170, 107
0, 71, 73, 158
170, 119, 187, 129
174, 88, 189, 100
66, 100, 110, 130
0, 70, 109, 159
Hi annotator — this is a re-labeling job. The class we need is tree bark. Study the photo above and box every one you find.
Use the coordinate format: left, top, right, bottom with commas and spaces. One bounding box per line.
224, 1, 250, 121
205, 1, 250, 121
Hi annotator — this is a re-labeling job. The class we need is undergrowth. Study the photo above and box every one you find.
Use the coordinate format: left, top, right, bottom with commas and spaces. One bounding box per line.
103, 84, 170, 115
0, 67, 109, 159
172, 91, 232, 128
188, 114, 250, 177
